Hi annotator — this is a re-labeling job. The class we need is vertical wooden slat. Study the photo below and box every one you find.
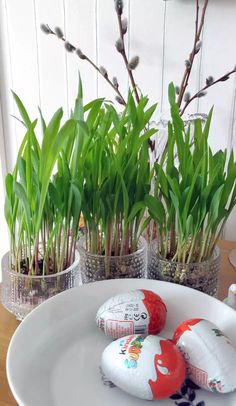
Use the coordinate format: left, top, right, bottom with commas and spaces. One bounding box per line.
160, 0, 167, 112
129, 0, 165, 115
4, 0, 40, 151
227, 76, 236, 152
162, 0, 201, 116
126, 0, 131, 92
197, 0, 236, 240
0, 2, 16, 271
33, 0, 42, 110
127, 0, 130, 58
95, 0, 99, 98
198, 0, 236, 152
0, 1, 16, 171
34, 0, 68, 122
196, 21, 205, 114
62, 0, 70, 117
224, 75, 236, 240
96, 0, 129, 107
0, 107, 9, 275
64, 0, 97, 107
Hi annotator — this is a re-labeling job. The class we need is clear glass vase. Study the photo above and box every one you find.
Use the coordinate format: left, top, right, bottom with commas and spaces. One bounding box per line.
1, 251, 80, 320
149, 113, 208, 164
148, 239, 221, 296
78, 236, 147, 283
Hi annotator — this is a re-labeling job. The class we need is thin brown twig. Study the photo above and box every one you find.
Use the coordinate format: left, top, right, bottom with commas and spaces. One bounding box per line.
41, 20, 152, 150
177, 0, 209, 109
114, 6, 156, 150
177, 0, 200, 107
43, 26, 127, 106
83, 53, 126, 105
181, 68, 236, 115
116, 13, 140, 104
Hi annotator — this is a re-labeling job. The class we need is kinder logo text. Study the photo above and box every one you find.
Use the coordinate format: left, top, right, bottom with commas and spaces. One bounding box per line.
118, 336, 144, 369
119, 335, 134, 356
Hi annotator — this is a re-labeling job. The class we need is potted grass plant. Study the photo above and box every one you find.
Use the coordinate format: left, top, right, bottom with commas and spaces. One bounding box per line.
1, 88, 83, 320
77, 91, 157, 282
146, 83, 236, 296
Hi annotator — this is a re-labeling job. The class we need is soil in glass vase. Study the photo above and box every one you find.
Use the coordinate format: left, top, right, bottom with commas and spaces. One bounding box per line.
78, 236, 147, 283
148, 239, 220, 296
1, 250, 80, 320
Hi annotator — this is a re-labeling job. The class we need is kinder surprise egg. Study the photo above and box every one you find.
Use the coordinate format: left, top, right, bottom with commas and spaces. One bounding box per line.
173, 318, 236, 393
101, 334, 186, 400
96, 289, 167, 339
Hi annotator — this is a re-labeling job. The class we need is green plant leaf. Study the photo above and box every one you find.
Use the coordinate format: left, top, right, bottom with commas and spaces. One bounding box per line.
12, 91, 32, 129
14, 181, 31, 236
126, 201, 145, 224
40, 107, 63, 181
36, 119, 76, 234
145, 195, 165, 226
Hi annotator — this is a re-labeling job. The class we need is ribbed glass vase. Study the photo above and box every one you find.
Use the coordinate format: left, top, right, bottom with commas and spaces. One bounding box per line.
78, 236, 148, 283
148, 239, 220, 296
1, 250, 80, 320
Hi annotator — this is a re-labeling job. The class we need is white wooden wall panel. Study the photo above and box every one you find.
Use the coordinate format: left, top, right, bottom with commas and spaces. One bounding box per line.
65, 0, 97, 107
197, 0, 236, 241
97, 0, 129, 106
0, 1, 22, 171
35, 0, 68, 123
162, 0, 201, 115
198, 0, 236, 152
0, 0, 236, 241
226, 74, 236, 240
129, 0, 165, 116
4, 1, 40, 147
0, 102, 9, 265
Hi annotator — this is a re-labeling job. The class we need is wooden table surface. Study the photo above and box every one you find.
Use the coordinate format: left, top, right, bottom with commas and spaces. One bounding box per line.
0, 240, 236, 406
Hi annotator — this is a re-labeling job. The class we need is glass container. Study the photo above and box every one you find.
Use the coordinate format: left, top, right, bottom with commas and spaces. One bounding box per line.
148, 239, 220, 296
78, 236, 147, 283
1, 250, 80, 320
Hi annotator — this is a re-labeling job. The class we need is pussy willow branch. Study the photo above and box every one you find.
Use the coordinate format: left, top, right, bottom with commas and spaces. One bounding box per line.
181, 68, 236, 115
41, 25, 126, 106
114, 4, 156, 150
116, 12, 140, 104
177, 0, 209, 109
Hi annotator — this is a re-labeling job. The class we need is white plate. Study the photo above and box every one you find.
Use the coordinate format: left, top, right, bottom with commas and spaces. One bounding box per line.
7, 279, 236, 406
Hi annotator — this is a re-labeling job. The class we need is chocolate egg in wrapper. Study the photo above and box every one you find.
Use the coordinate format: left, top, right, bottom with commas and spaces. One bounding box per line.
101, 334, 186, 400
96, 289, 167, 339
173, 318, 236, 393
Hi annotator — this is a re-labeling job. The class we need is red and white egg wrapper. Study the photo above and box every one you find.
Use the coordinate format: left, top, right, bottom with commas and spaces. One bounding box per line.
173, 318, 236, 394
96, 289, 167, 339
101, 334, 186, 400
